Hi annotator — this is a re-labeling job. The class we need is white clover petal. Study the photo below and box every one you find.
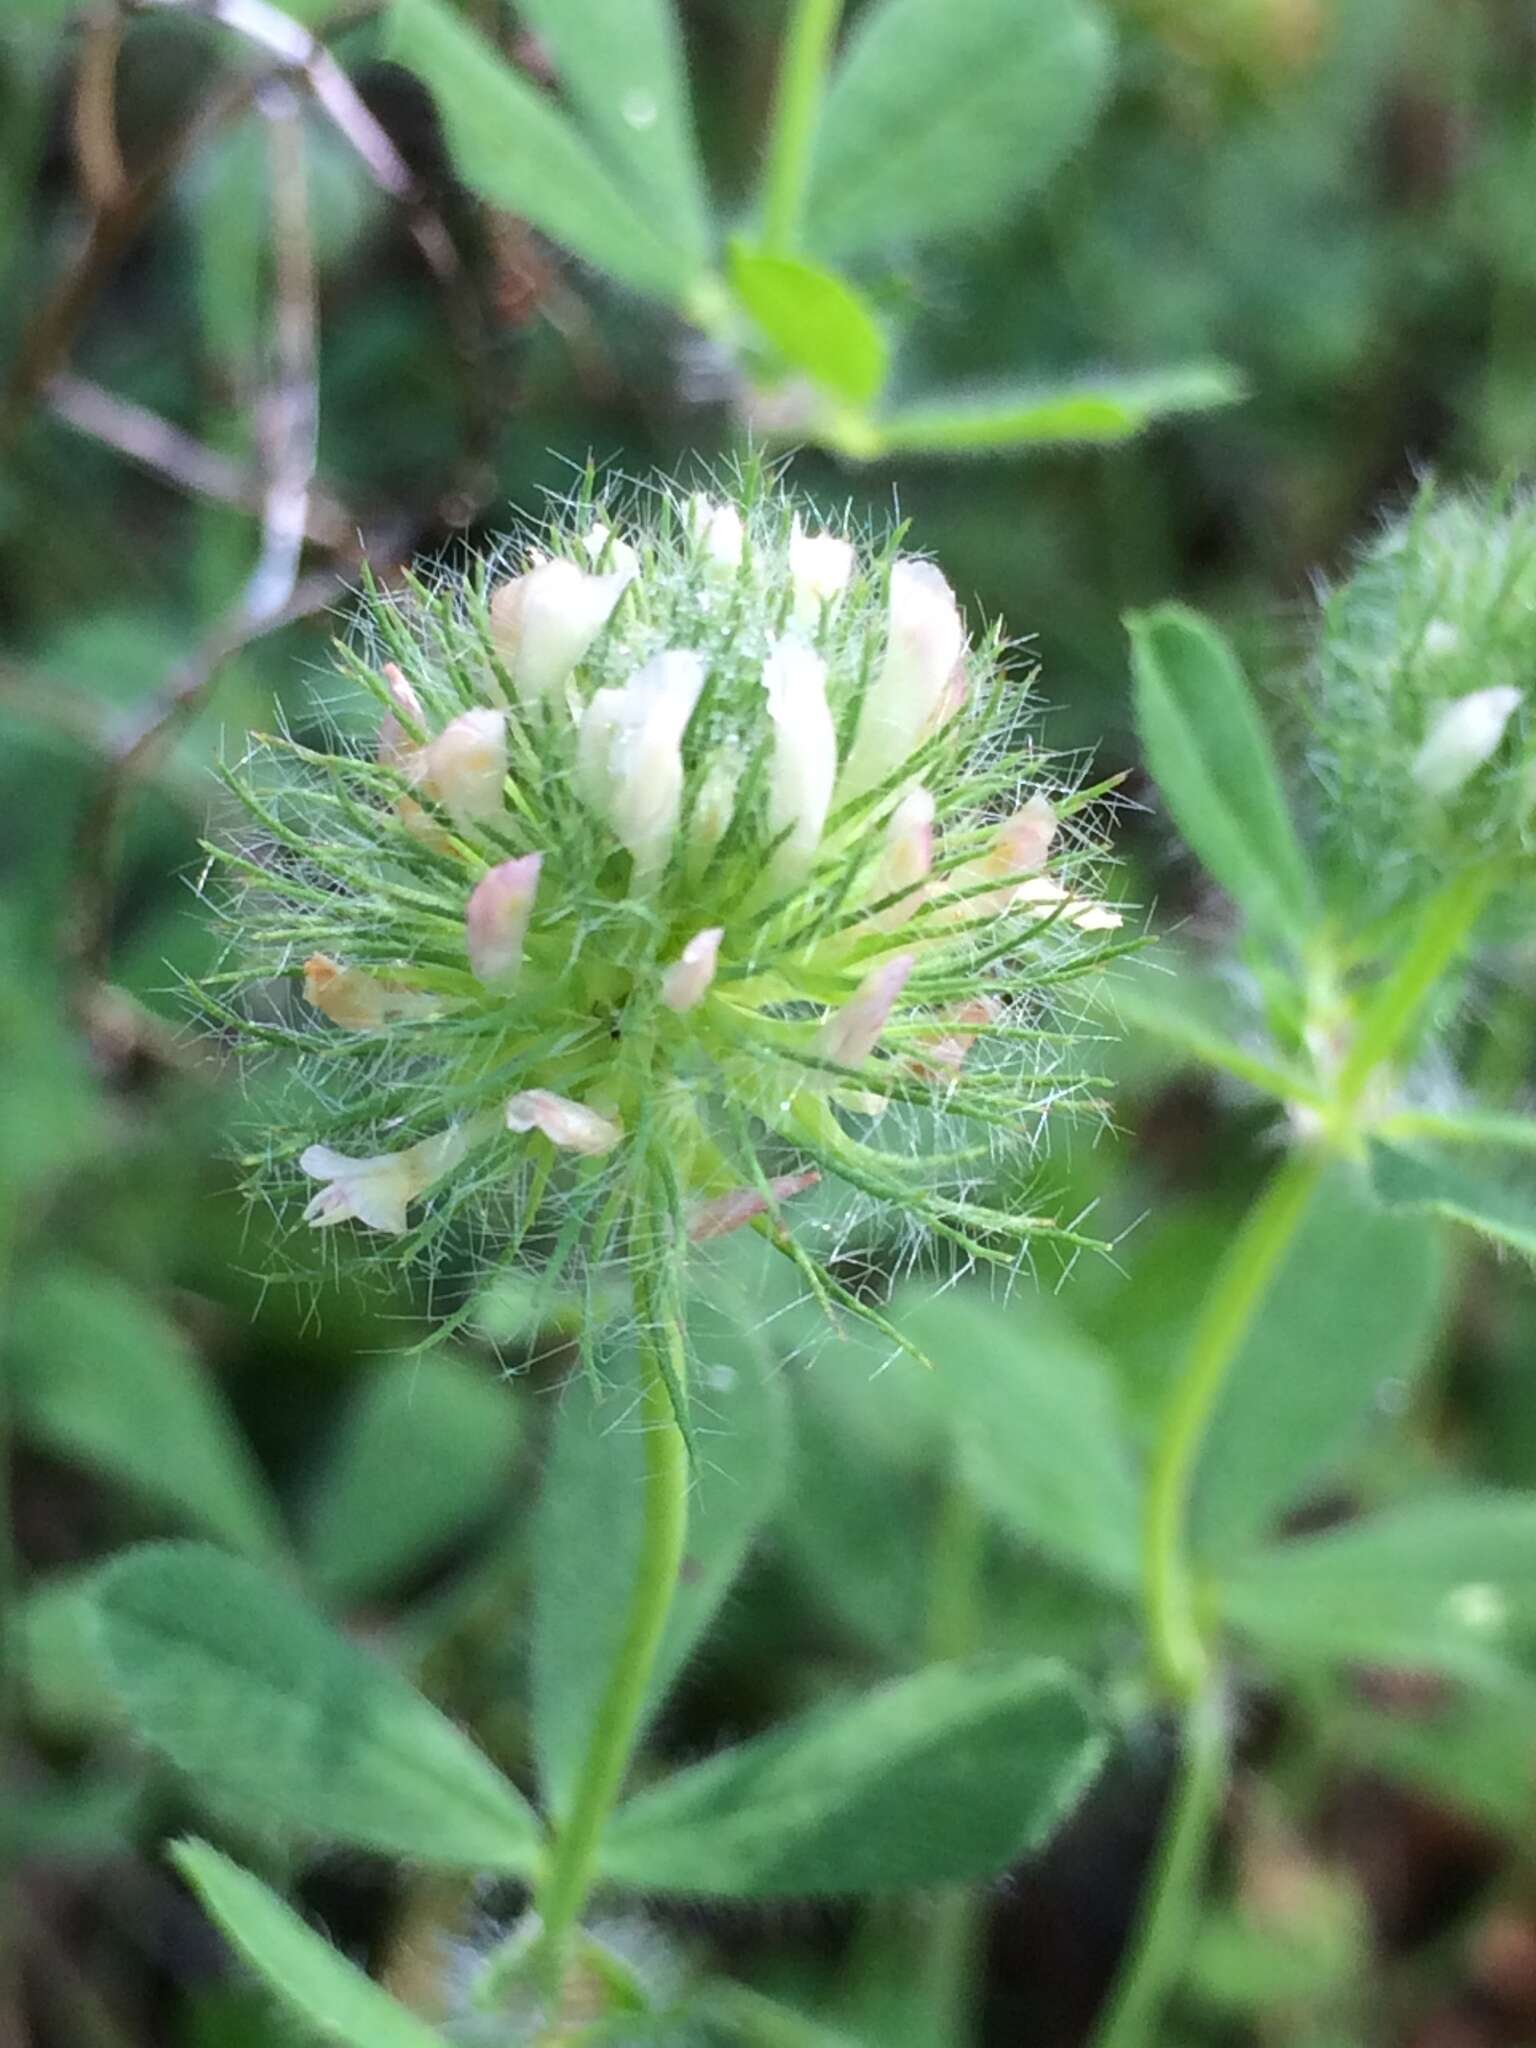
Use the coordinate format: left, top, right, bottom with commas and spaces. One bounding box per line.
873, 786, 936, 926
578, 649, 707, 885
465, 853, 541, 988
685, 493, 744, 577
419, 708, 508, 825
820, 954, 915, 1069
1412, 686, 1522, 798
490, 553, 634, 709
789, 519, 855, 628
661, 926, 723, 1012
762, 636, 837, 884
504, 1089, 623, 1157
300, 1127, 467, 1234
839, 559, 966, 800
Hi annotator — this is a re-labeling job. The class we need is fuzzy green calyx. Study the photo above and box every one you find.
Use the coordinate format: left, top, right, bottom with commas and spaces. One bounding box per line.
1308, 483, 1536, 921
206, 477, 1125, 1351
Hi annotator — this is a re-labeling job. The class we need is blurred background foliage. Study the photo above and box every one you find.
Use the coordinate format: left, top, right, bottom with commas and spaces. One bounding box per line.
3, 0, 1536, 2043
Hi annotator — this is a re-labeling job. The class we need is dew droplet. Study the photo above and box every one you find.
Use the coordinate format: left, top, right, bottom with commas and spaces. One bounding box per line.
621, 90, 658, 130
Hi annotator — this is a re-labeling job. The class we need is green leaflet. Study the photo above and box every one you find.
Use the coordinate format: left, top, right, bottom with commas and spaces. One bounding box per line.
9, 1266, 284, 1561
893, 1286, 1140, 1591
302, 1350, 522, 1604
1369, 1141, 1536, 1261
95, 1544, 539, 1870
860, 364, 1244, 457
1225, 1492, 1536, 1683
1190, 1167, 1445, 1557
729, 243, 887, 405
386, 0, 700, 303
173, 1842, 448, 2048
600, 1657, 1102, 1896
805, 0, 1113, 259
1129, 604, 1319, 953
511, 0, 710, 270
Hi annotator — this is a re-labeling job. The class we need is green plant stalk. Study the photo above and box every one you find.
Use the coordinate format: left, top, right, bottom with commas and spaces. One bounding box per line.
1142, 1142, 1326, 1701
760, 0, 845, 254
1106, 859, 1498, 2045
529, 1310, 690, 1991
915, 1456, 986, 2046
1091, 1685, 1228, 2048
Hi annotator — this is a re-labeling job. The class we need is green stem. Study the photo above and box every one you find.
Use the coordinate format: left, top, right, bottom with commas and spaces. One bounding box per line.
914, 1458, 986, 2046
1091, 1687, 1229, 2048
1108, 860, 1498, 2043
530, 1318, 689, 1987
1143, 1144, 1326, 1701
1332, 862, 1496, 1116
760, 0, 845, 254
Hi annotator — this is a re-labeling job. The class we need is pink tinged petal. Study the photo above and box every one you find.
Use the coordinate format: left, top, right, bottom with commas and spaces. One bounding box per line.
762, 637, 837, 882
840, 559, 966, 800
821, 954, 915, 1068
376, 663, 426, 770
987, 793, 1057, 879
910, 997, 997, 1082
505, 1089, 623, 1157
874, 787, 936, 926
688, 1169, 821, 1243
420, 708, 509, 825
1412, 686, 1523, 798
490, 553, 634, 709
661, 926, 723, 1012
789, 520, 855, 627
299, 1126, 467, 1236
465, 854, 542, 988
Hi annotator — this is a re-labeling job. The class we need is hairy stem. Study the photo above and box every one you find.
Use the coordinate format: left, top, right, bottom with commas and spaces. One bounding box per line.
1091, 1687, 1229, 2048
760, 0, 845, 254
530, 1311, 689, 1990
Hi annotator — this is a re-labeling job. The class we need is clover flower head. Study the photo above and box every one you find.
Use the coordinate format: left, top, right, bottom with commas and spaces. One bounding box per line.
206, 472, 1125, 1365
1307, 481, 1536, 919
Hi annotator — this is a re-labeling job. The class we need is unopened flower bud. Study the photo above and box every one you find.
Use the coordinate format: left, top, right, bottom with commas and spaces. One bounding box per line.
840, 559, 965, 800
910, 997, 997, 1082
987, 794, 1057, 879
302, 1126, 468, 1234
582, 522, 641, 583
821, 954, 915, 1068
490, 552, 634, 709
789, 519, 855, 628
688, 1168, 820, 1242
1412, 686, 1523, 799
762, 637, 837, 884
376, 663, 426, 769
578, 649, 707, 885
685, 493, 744, 578
465, 854, 541, 988
419, 708, 508, 826
303, 954, 436, 1032
661, 926, 723, 1012
873, 787, 935, 926
505, 1089, 623, 1157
